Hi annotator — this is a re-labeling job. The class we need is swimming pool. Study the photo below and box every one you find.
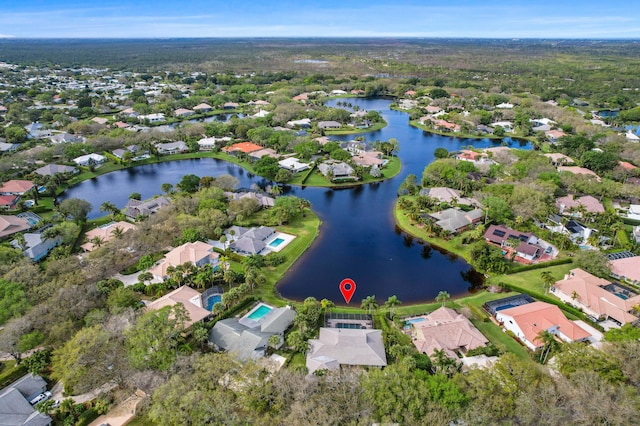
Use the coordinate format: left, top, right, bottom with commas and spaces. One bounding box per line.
247, 304, 273, 320
269, 238, 285, 248
405, 317, 426, 324
496, 304, 516, 311
205, 294, 222, 311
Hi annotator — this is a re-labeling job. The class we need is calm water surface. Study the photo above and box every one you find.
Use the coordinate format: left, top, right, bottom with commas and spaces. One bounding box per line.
62, 98, 531, 304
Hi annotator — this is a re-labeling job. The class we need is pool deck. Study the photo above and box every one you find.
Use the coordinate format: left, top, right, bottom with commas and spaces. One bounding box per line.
262, 232, 296, 254
239, 302, 274, 329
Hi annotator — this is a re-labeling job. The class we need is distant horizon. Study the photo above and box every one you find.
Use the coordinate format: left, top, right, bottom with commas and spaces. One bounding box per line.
1, 1, 639, 39
1, 36, 639, 41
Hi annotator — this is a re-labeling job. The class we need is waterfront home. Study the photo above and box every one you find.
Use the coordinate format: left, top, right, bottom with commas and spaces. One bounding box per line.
138, 113, 165, 123
490, 121, 513, 132
174, 108, 195, 117
409, 307, 488, 359
149, 241, 219, 281
625, 130, 640, 142
223, 102, 239, 110
222, 142, 264, 155
418, 187, 478, 206
155, 141, 188, 155
209, 305, 296, 361
352, 151, 384, 168
81, 221, 136, 252
318, 120, 342, 130
0, 215, 30, 239
551, 268, 640, 325
73, 153, 105, 167
278, 157, 310, 173
427, 208, 483, 234
147, 286, 211, 327
454, 150, 494, 165
193, 103, 212, 113
286, 118, 312, 128
224, 191, 275, 208
248, 148, 279, 160
545, 129, 566, 142
496, 301, 592, 350
33, 164, 78, 176
484, 224, 552, 263
306, 328, 387, 375
124, 196, 171, 220
318, 161, 356, 180
228, 226, 275, 255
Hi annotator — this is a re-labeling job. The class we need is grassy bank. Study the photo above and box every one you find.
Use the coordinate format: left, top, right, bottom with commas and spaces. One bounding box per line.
324, 120, 387, 135
257, 209, 322, 306
409, 120, 504, 141
289, 156, 401, 187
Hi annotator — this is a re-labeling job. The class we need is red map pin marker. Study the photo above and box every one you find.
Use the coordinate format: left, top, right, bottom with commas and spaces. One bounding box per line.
339, 278, 356, 304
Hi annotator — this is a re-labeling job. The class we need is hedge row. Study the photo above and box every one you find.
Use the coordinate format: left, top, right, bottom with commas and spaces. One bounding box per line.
299, 163, 317, 185
507, 257, 573, 274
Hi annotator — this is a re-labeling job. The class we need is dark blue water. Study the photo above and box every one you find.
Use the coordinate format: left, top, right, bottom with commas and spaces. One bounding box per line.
61, 98, 532, 304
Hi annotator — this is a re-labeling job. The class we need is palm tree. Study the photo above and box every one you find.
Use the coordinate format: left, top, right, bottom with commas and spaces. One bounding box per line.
138, 272, 153, 285
436, 291, 450, 307
100, 201, 119, 219
111, 226, 124, 239
536, 330, 558, 364
90, 236, 105, 248
321, 298, 335, 312
384, 295, 402, 319
540, 271, 555, 294
361, 295, 379, 315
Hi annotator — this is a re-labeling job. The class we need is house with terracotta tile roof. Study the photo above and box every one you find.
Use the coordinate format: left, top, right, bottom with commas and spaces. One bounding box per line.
0, 180, 35, 196
81, 221, 136, 252
551, 268, 640, 325
193, 103, 212, 113
174, 108, 195, 117
150, 241, 219, 281
618, 161, 637, 171
545, 129, 566, 142
610, 256, 640, 285
496, 301, 592, 350
544, 153, 574, 166
557, 166, 601, 181
409, 307, 488, 359
146, 286, 210, 327
455, 149, 494, 164
0, 195, 19, 210
556, 194, 605, 216
222, 142, 264, 154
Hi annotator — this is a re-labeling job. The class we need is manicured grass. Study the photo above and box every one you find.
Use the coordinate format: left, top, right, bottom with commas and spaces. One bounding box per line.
289, 157, 401, 187
257, 210, 322, 306
324, 120, 387, 135
409, 120, 503, 140
470, 318, 530, 360
486, 263, 575, 298
287, 352, 307, 370
393, 199, 474, 263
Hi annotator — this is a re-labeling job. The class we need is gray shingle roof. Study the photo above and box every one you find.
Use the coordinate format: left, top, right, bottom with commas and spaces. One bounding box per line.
306, 328, 387, 374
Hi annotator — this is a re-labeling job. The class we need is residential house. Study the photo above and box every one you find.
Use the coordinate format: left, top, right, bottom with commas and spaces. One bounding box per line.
138, 113, 165, 123
634, 226, 640, 244
352, 151, 384, 168
556, 194, 605, 216
222, 142, 264, 155
625, 130, 640, 142
73, 153, 105, 167
123, 196, 171, 220
193, 103, 212, 113
278, 157, 310, 173
91, 117, 109, 125
0, 195, 19, 210
425, 105, 442, 114
454, 150, 494, 165
149, 241, 219, 281
113, 121, 131, 129
49, 133, 85, 144
224, 191, 275, 208
544, 153, 574, 166
490, 121, 513, 132
174, 108, 195, 117
155, 141, 188, 155
544, 130, 566, 143
248, 148, 279, 161
112, 145, 140, 160
427, 208, 483, 234
0, 142, 21, 154
418, 187, 478, 206
318, 121, 341, 130
223, 102, 239, 110
496, 102, 514, 109
33, 164, 78, 177
286, 118, 312, 128
626, 204, 640, 221
484, 224, 549, 263
0, 215, 31, 239
557, 166, 601, 181
610, 256, 640, 285
0, 180, 35, 196
496, 301, 592, 350
409, 307, 488, 359
228, 226, 275, 255
0, 373, 52, 426
551, 268, 640, 325
318, 161, 356, 180
292, 93, 309, 102
209, 305, 296, 361
306, 328, 387, 375
118, 107, 138, 118
147, 286, 211, 327
12, 228, 62, 261
81, 221, 136, 252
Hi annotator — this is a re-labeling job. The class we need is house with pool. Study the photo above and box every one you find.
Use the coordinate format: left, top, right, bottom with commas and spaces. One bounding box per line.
209, 303, 296, 361
226, 225, 296, 256
146, 286, 211, 327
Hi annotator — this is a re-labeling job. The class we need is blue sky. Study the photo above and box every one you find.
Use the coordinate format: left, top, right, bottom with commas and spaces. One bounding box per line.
0, 1, 639, 39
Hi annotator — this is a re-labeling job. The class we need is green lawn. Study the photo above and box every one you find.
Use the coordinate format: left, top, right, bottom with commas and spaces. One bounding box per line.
324, 120, 387, 135
257, 210, 322, 306
289, 157, 401, 187
486, 263, 575, 298
0, 360, 28, 389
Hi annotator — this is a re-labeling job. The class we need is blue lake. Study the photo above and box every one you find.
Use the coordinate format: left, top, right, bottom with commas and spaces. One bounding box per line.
61, 98, 532, 304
